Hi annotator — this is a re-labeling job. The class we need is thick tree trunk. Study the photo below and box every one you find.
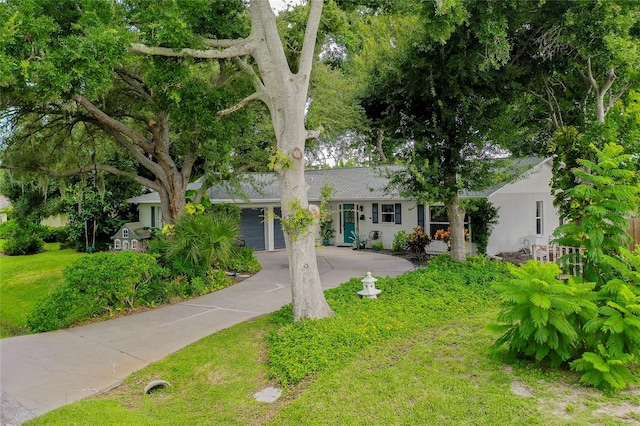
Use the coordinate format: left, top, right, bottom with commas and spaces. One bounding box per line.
447, 200, 467, 262
275, 80, 334, 321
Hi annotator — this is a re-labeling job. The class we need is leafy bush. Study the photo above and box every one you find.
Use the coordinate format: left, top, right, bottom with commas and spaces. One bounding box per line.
491, 261, 598, 367
27, 252, 168, 332
391, 230, 408, 252
3, 231, 44, 255
493, 144, 640, 392
219, 246, 262, 273
266, 255, 509, 385
405, 226, 431, 259
0, 220, 20, 239
162, 214, 239, 277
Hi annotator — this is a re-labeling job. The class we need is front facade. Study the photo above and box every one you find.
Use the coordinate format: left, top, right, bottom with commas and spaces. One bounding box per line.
128, 160, 559, 256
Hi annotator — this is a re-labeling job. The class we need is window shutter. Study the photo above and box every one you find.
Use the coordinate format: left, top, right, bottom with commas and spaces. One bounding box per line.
151, 207, 155, 228
372, 203, 379, 224
417, 204, 425, 228
395, 203, 402, 224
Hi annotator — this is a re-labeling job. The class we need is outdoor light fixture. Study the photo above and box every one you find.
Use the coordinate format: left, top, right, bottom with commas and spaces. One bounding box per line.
358, 272, 381, 299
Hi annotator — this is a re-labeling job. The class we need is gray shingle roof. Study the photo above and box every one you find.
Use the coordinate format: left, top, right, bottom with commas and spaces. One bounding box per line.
128, 159, 548, 205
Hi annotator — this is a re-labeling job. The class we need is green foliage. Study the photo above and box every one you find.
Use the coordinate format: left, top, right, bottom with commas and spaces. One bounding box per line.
495, 143, 640, 392
27, 252, 167, 332
218, 246, 262, 274
391, 229, 408, 252
554, 142, 639, 285
268, 150, 293, 174
0, 219, 20, 239
405, 226, 431, 259
0, 221, 51, 255
492, 261, 598, 367
163, 213, 239, 277
466, 198, 500, 255
266, 255, 510, 385
281, 199, 315, 239
571, 344, 637, 394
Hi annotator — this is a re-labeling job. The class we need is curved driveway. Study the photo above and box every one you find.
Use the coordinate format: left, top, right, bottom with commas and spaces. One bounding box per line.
0, 247, 413, 425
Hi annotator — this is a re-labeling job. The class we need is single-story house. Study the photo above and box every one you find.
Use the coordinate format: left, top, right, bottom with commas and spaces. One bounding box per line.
127, 158, 559, 256
111, 222, 152, 252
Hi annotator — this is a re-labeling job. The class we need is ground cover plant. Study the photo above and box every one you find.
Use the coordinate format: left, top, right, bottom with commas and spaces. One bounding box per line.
26, 255, 640, 425
0, 243, 85, 337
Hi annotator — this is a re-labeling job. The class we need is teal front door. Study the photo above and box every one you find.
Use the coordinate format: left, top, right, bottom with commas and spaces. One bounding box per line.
343, 204, 355, 243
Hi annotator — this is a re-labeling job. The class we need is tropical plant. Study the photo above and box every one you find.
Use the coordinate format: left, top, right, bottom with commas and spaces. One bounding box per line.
164, 214, 239, 277
492, 261, 598, 367
405, 226, 431, 260
391, 230, 408, 252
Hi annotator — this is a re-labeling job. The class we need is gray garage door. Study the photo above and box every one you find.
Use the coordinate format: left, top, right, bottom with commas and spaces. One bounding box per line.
239, 208, 265, 250
273, 207, 286, 249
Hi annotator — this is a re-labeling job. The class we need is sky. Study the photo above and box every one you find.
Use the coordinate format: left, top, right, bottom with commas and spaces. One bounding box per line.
268, 0, 304, 13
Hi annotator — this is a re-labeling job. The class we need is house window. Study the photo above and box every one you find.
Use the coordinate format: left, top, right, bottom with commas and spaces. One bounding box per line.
372, 203, 379, 224
381, 204, 395, 223
123, 240, 130, 251
131, 239, 137, 250
122, 228, 129, 238
379, 203, 402, 224
114, 239, 121, 250
429, 206, 469, 237
536, 201, 544, 235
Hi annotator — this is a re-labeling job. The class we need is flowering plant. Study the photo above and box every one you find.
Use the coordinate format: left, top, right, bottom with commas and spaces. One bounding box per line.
433, 227, 469, 251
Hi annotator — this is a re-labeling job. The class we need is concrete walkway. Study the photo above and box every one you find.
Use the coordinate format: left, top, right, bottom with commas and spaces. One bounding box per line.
0, 247, 413, 425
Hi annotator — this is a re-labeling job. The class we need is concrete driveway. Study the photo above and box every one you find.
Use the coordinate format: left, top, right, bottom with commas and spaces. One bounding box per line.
0, 247, 413, 425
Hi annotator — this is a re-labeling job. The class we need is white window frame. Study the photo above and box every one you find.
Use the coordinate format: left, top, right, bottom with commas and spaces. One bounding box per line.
131, 239, 137, 250
122, 228, 129, 238
381, 204, 395, 223
123, 240, 130, 251
114, 239, 121, 250
536, 201, 544, 235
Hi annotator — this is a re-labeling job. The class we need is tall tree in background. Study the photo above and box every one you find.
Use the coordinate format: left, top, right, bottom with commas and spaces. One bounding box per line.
358, 0, 522, 261
0, 0, 269, 225
506, 0, 640, 219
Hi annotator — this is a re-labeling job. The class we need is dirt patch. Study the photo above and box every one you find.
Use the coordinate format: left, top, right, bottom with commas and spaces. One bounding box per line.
495, 250, 532, 266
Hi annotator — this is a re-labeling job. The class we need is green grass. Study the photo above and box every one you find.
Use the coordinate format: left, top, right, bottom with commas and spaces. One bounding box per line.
0, 243, 86, 337
25, 257, 640, 425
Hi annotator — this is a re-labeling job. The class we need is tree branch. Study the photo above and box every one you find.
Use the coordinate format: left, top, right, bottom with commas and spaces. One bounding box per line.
130, 41, 253, 60
605, 81, 632, 116
0, 164, 161, 192
217, 92, 262, 116
72, 94, 155, 153
306, 125, 324, 140
298, 0, 324, 77
114, 68, 153, 101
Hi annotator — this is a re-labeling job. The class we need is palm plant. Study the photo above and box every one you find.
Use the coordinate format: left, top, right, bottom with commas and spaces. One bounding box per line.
165, 214, 239, 276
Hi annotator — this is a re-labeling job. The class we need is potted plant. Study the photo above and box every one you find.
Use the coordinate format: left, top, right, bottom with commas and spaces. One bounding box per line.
320, 219, 335, 246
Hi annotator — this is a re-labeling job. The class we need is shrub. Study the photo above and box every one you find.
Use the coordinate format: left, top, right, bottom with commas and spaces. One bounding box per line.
491, 261, 598, 367
3, 231, 44, 256
164, 214, 239, 277
391, 230, 408, 252
405, 226, 431, 259
0, 220, 20, 239
219, 246, 262, 273
27, 252, 167, 332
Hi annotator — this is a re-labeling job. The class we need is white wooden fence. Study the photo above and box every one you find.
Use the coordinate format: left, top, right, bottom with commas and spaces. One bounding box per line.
531, 244, 584, 277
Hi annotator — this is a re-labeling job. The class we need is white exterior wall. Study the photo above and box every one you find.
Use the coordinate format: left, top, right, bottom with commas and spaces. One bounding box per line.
487, 161, 559, 255
324, 200, 418, 249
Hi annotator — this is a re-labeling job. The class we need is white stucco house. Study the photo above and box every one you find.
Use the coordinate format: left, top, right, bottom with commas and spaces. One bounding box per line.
127, 158, 559, 256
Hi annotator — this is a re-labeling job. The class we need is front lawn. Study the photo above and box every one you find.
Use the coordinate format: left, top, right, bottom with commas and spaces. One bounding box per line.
0, 243, 86, 338
25, 256, 640, 425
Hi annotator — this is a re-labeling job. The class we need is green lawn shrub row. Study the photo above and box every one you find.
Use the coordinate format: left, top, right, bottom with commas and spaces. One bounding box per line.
27, 252, 169, 332
266, 255, 510, 385
26, 250, 238, 333
0, 220, 69, 255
